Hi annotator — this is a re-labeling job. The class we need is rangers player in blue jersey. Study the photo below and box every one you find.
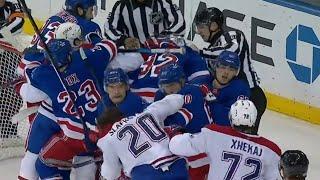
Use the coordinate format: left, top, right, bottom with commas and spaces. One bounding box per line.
154, 63, 213, 180
205, 50, 251, 126
127, 36, 211, 102
20, 37, 116, 179
97, 68, 148, 118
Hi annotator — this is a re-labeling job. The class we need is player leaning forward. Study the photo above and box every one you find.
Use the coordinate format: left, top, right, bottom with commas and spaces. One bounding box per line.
19, 36, 117, 179
169, 99, 282, 179
97, 94, 190, 180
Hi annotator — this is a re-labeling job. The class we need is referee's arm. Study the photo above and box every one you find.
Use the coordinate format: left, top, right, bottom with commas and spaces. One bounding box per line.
160, 0, 185, 35
104, 1, 127, 43
0, 2, 24, 38
200, 31, 243, 59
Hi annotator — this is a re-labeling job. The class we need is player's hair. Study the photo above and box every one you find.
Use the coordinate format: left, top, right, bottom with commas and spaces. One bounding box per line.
279, 150, 309, 179
97, 106, 124, 128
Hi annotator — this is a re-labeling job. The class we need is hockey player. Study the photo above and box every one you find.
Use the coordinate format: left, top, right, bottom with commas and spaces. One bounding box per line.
155, 63, 212, 133
21, 37, 116, 179
155, 63, 212, 180
194, 7, 266, 133
205, 50, 250, 126
17, 23, 89, 180
18, 0, 101, 75
97, 94, 189, 180
128, 36, 211, 102
97, 68, 148, 118
279, 150, 309, 180
169, 99, 282, 179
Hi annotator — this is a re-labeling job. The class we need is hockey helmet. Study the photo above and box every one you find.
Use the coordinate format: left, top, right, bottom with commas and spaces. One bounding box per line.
229, 99, 257, 127
158, 63, 185, 86
195, 7, 224, 27
103, 68, 129, 92
46, 39, 72, 68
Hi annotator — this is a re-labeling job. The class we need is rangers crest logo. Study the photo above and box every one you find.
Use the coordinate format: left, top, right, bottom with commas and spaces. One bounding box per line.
149, 11, 163, 25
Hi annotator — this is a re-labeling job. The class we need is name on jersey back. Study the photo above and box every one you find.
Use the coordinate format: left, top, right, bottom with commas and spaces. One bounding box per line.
231, 139, 262, 156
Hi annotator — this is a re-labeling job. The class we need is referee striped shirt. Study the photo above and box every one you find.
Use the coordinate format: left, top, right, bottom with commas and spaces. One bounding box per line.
0, 1, 24, 38
200, 30, 260, 88
105, 0, 185, 44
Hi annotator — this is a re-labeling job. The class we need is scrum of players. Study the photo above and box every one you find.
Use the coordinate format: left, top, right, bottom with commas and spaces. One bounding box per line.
10, 0, 309, 179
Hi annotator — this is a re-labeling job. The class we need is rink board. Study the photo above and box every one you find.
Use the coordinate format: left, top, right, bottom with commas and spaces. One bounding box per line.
21, 0, 320, 124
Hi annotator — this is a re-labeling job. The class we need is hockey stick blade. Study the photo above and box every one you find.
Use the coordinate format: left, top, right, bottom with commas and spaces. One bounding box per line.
11, 106, 39, 124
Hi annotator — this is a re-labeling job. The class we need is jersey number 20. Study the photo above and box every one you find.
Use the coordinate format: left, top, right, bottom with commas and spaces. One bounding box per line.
117, 114, 167, 158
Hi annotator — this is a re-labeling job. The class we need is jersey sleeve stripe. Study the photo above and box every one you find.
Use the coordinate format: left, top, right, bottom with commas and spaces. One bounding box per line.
178, 108, 193, 125
206, 124, 282, 156
100, 40, 117, 60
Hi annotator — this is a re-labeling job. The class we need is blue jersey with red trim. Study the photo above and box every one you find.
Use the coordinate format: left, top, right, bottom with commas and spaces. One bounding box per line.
128, 47, 211, 102
209, 78, 251, 126
25, 40, 117, 139
154, 84, 213, 133
18, 10, 101, 75
30, 10, 101, 49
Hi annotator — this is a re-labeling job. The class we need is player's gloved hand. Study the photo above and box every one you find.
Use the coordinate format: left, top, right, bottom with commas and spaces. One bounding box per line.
124, 37, 140, 49
200, 84, 216, 102
85, 32, 102, 45
12, 76, 27, 94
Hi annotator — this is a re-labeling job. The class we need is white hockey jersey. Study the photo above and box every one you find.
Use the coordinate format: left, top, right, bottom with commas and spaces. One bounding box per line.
169, 125, 282, 180
97, 94, 185, 179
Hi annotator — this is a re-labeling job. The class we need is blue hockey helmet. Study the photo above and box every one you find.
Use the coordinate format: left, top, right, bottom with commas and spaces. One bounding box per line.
103, 68, 129, 92
158, 63, 185, 86
213, 50, 240, 75
65, 0, 97, 10
46, 39, 72, 68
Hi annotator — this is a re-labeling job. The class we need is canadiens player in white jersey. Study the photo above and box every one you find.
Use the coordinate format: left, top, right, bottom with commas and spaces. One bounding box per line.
97, 94, 189, 180
170, 99, 282, 179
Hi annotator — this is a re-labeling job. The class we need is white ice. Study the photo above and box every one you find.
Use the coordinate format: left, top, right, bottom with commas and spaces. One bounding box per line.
0, 110, 319, 179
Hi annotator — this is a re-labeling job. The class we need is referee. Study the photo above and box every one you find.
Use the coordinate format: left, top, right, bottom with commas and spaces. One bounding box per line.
194, 7, 267, 134
105, 0, 185, 48
0, 0, 24, 38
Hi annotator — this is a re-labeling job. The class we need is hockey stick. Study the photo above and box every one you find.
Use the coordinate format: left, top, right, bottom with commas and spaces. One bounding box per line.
118, 47, 185, 54
72, 156, 103, 168
11, 106, 39, 124
18, 0, 95, 151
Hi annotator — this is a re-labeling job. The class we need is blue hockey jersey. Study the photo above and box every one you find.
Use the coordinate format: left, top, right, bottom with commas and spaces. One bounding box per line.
30, 10, 101, 49
208, 78, 251, 126
128, 47, 211, 102
25, 40, 117, 140
96, 91, 148, 118
154, 84, 213, 133
18, 10, 101, 75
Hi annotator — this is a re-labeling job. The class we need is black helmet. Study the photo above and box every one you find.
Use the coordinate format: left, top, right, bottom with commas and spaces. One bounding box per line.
195, 7, 224, 27
279, 150, 309, 179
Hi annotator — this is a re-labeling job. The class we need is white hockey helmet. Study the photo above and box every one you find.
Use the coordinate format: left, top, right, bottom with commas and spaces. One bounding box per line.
229, 99, 257, 127
55, 22, 82, 48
